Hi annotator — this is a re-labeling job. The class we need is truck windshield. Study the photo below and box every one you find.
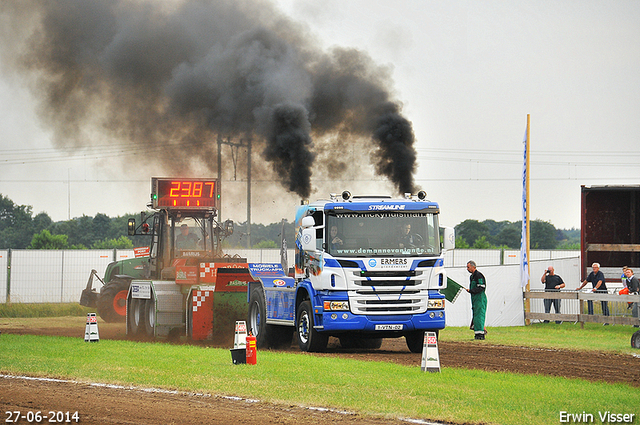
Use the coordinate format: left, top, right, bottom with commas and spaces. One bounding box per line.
326, 212, 440, 257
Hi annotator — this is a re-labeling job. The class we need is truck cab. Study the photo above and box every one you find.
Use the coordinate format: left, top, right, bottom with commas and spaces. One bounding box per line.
248, 191, 455, 353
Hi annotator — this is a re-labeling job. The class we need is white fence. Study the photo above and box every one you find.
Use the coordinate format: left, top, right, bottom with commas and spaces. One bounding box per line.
0, 248, 295, 304
444, 255, 581, 327
0, 251, 7, 304
6, 249, 136, 303
2, 249, 585, 329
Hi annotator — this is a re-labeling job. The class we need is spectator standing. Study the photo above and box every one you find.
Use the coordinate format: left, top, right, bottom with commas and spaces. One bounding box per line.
624, 268, 639, 322
576, 262, 610, 318
541, 266, 565, 323
466, 260, 487, 340
621, 266, 629, 288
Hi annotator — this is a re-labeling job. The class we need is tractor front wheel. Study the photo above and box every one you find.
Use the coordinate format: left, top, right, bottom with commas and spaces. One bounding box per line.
96, 279, 130, 323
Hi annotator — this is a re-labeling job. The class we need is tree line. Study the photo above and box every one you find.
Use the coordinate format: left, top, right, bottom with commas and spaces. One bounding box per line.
455, 219, 579, 250
0, 193, 578, 250
0, 193, 293, 250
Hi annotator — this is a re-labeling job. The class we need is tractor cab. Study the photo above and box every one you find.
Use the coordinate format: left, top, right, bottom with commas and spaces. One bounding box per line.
139, 208, 234, 284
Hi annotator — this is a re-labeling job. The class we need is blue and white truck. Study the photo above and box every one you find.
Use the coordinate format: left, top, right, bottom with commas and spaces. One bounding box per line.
247, 190, 455, 352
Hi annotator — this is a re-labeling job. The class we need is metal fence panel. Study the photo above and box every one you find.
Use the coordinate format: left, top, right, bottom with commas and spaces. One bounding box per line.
115, 250, 136, 261
444, 249, 502, 267
446, 264, 525, 327
11, 250, 63, 303
61, 250, 114, 301
0, 251, 7, 303
10, 250, 114, 303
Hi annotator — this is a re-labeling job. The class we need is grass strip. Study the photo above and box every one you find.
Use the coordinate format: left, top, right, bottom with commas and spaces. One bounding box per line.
0, 303, 93, 318
0, 334, 638, 425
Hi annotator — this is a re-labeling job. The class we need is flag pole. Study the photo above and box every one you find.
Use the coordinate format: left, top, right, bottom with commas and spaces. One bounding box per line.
524, 114, 531, 324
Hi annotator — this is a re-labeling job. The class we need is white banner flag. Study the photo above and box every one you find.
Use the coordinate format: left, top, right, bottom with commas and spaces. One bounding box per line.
520, 124, 529, 288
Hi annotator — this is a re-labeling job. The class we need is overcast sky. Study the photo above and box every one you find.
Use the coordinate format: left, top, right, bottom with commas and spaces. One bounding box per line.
1, 0, 639, 230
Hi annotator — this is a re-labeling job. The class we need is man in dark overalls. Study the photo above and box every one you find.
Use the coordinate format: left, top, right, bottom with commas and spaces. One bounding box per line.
466, 260, 487, 340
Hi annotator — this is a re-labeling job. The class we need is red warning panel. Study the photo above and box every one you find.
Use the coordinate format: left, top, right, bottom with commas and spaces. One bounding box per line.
199, 263, 251, 291
191, 289, 214, 341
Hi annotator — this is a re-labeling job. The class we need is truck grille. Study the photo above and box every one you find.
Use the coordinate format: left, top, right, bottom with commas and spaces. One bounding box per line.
358, 270, 417, 278
355, 279, 419, 287
351, 295, 426, 314
347, 269, 430, 315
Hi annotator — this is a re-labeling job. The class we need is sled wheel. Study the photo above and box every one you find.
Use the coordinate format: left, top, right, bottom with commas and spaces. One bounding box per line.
144, 298, 156, 337
128, 298, 145, 335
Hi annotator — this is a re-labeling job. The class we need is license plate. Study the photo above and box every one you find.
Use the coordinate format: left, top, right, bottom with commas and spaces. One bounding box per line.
375, 324, 403, 331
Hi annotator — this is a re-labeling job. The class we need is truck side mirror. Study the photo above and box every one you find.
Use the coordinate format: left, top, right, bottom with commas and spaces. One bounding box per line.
128, 219, 136, 236
442, 227, 455, 251
224, 219, 234, 235
301, 216, 315, 228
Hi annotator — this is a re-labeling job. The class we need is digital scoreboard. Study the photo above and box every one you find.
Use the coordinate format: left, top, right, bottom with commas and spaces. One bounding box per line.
151, 178, 219, 209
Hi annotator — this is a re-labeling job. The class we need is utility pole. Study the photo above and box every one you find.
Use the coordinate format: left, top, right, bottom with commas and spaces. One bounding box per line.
217, 135, 222, 221
218, 136, 252, 248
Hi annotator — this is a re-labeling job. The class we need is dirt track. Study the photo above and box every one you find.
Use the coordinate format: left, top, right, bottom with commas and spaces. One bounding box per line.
1, 321, 640, 424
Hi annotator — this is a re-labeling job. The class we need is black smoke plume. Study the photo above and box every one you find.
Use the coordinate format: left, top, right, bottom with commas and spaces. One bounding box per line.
0, 0, 419, 198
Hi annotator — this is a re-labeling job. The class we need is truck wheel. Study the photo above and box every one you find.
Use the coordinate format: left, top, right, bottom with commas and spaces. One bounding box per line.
405, 330, 438, 353
632, 330, 640, 349
144, 298, 155, 337
128, 298, 145, 335
296, 300, 328, 352
96, 279, 130, 323
248, 288, 293, 349
248, 288, 268, 348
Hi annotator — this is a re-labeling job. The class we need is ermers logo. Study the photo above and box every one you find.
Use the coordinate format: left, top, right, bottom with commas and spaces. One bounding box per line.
368, 204, 406, 211
368, 259, 377, 267
380, 258, 408, 265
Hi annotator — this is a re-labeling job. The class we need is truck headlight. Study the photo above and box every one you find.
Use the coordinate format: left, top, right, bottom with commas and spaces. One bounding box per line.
427, 299, 444, 309
323, 301, 349, 311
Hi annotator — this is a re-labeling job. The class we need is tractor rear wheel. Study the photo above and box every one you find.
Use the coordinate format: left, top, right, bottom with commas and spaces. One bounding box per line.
96, 279, 130, 323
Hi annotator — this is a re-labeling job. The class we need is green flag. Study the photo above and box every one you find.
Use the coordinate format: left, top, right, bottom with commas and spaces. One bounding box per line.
441, 277, 464, 303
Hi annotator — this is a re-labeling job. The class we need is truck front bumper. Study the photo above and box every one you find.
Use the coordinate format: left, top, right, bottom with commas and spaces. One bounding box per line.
317, 309, 445, 333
